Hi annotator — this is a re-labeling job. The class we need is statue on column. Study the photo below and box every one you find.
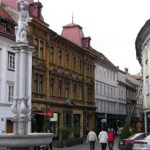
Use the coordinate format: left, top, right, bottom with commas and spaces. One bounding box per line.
15, 0, 29, 43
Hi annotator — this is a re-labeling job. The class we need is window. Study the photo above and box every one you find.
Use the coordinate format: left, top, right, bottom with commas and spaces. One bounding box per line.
39, 75, 43, 94
66, 53, 69, 69
113, 72, 115, 81
100, 84, 102, 95
64, 81, 69, 98
58, 50, 62, 66
87, 86, 92, 101
34, 74, 38, 93
79, 85, 83, 100
96, 82, 98, 94
34, 38, 39, 57
146, 76, 149, 96
89, 64, 92, 76
2, 22, 6, 31
79, 60, 82, 73
87, 64, 89, 76
145, 48, 148, 64
50, 46, 54, 63
50, 78, 55, 96
73, 57, 76, 71
39, 41, 44, 59
8, 83, 14, 103
58, 80, 62, 97
8, 52, 15, 71
104, 84, 106, 96
73, 84, 77, 99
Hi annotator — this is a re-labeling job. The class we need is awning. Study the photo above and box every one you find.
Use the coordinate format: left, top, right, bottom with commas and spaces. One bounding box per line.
33, 110, 54, 118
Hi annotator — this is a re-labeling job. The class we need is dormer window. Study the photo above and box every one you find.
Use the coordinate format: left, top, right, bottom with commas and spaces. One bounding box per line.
2, 22, 6, 31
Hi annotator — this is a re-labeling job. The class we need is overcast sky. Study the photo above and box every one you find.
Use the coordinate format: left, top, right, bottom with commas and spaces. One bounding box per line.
37, 0, 150, 74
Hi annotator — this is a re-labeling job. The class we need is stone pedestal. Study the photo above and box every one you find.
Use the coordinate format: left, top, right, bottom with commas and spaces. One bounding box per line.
0, 133, 53, 150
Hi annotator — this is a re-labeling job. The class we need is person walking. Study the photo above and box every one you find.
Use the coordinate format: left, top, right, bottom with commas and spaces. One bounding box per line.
98, 127, 108, 150
86, 128, 97, 150
108, 128, 115, 150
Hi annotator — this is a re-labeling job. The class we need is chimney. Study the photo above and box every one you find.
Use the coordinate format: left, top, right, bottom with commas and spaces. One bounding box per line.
124, 68, 128, 74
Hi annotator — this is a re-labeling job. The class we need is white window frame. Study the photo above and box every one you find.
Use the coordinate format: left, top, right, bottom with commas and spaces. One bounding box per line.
7, 83, 14, 103
8, 52, 15, 71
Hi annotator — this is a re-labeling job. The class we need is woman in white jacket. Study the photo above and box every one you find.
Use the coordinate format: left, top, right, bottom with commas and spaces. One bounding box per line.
98, 128, 108, 150
86, 129, 97, 150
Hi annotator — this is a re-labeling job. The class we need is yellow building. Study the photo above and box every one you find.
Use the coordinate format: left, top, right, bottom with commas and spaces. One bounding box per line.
30, 12, 96, 140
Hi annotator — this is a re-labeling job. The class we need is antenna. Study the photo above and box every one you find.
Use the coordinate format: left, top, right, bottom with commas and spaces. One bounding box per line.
72, 12, 74, 23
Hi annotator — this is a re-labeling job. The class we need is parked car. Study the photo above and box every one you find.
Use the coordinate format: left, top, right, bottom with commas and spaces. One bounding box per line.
133, 134, 150, 150
118, 132, 148, 150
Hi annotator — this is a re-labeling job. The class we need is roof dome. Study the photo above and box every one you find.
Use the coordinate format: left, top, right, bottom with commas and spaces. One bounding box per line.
1, 0, 34, 10
61, 22, 84, 47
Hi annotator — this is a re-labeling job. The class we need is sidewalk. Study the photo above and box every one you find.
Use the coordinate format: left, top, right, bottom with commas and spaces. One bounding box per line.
53, 136, 119, 150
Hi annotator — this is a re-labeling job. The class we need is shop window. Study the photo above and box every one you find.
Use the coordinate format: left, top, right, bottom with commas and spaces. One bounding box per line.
74, 114, 80, 137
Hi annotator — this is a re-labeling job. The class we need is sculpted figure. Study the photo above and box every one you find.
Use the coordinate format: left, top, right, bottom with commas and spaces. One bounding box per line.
15, 0, 29, 43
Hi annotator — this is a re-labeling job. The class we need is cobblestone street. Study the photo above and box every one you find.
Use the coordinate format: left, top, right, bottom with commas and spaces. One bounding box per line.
53, 137, 119, 150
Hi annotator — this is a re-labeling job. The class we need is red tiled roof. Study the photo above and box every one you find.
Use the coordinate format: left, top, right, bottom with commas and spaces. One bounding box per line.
0, 8, 15, 37
61, 22, 84, 47
0, 7, 14, 21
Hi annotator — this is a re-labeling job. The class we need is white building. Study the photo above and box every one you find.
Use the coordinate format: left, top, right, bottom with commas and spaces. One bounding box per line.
95, 48, 142, 133
136, 19, 150, 132
95, 50, 126, 133
0, 7, 16, 133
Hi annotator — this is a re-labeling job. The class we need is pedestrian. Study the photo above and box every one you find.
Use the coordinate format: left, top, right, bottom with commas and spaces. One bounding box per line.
108, 128, 115, 150
98, 127, 108, 150
86, 128, 97, 150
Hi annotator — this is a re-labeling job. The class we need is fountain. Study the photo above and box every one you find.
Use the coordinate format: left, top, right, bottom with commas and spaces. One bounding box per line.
0, 0, 53, 149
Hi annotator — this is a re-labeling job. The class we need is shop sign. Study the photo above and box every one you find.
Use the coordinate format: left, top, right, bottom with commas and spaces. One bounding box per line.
47, 109, 54, 118
101, 119, 106, 123
50, 113, 58, 121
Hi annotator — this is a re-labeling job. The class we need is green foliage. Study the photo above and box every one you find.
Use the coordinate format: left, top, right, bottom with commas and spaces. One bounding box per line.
119, 123, 136, 140
60, 127, 72, 139
60, 125, 81, 140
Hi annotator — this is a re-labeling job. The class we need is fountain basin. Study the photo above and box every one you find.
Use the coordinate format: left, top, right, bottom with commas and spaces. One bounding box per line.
0, 133, 53, 147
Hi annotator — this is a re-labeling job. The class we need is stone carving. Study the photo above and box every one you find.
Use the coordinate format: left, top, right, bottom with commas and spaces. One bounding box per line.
15, 0, 29, 43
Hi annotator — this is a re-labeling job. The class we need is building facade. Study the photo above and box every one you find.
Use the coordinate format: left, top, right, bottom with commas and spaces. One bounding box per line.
0, 0, 143, 139
95, 51, 126, 134
28, 5, 96, 139
136, 19, 150, 132
0, 7, 16, 133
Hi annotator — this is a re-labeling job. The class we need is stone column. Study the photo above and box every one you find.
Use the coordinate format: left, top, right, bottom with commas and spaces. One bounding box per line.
11, 43, 33, 135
